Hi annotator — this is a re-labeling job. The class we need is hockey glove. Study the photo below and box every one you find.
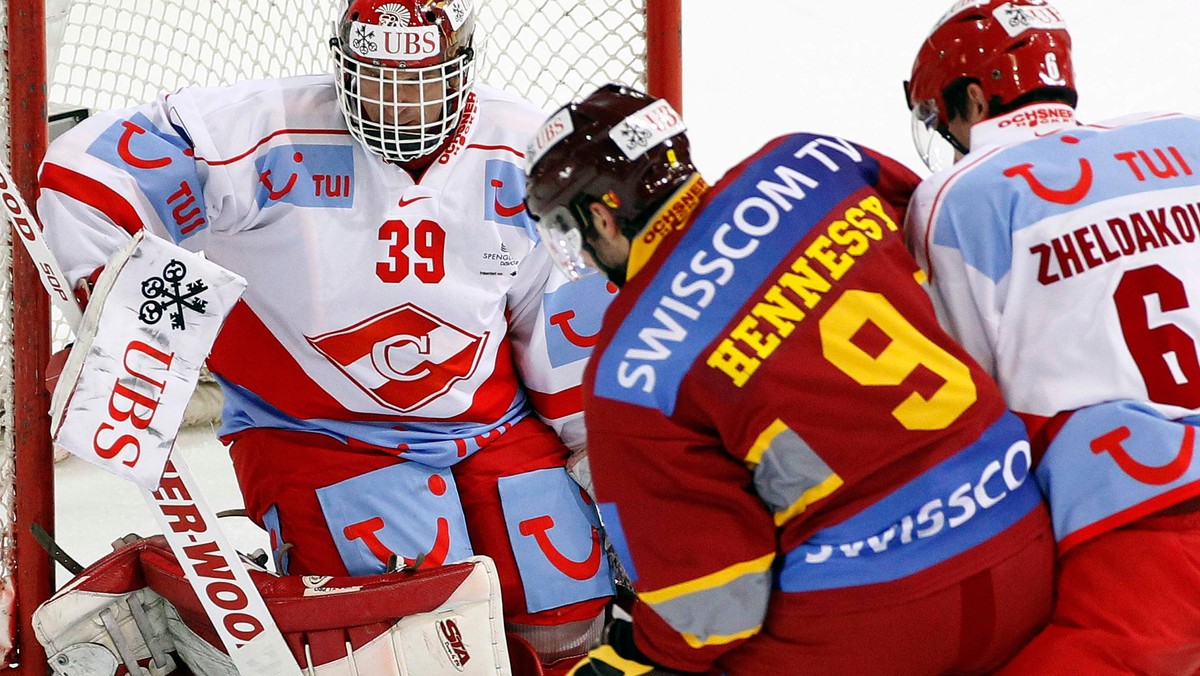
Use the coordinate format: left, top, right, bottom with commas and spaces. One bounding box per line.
566, 645, 657, 675
566, 619, 700, 675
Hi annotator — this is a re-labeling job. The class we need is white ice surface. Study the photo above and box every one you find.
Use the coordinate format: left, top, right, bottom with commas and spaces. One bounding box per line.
53, 425, 269, 580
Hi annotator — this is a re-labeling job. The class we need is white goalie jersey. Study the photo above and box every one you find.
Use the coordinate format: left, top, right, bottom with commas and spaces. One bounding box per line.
37, 75, 613, 466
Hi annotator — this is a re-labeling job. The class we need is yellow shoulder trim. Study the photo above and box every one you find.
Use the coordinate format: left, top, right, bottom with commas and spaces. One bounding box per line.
744, 418, 789, 466
626, 174, 708, 280
639, 553, 774, 605
773, 474, 844, 526
682, 624, 762, 649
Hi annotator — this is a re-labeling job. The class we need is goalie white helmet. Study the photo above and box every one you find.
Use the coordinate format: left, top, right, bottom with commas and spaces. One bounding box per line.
331, 0, 480, 164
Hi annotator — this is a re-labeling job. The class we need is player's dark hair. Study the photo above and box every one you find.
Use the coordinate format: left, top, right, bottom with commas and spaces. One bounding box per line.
942, 77, 1078, 122
993, 87, 1078, 116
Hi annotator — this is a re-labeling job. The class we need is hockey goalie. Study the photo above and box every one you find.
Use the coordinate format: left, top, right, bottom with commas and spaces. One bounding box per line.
31, 229, 526, 675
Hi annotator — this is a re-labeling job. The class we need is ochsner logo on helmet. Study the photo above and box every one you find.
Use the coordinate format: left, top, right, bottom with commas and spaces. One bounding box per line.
993, 2, 1066, 38
610, 100, 685, 161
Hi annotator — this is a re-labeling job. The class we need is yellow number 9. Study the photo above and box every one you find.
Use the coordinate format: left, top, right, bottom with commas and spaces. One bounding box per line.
819, 290, 976, 431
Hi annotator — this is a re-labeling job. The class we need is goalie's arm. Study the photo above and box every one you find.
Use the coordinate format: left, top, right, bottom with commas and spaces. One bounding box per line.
506, 245, 614, 452
37, 99, 214, 305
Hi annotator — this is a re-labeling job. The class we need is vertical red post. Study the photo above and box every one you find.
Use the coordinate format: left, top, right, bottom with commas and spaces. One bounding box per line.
645, 0, 683, 113
7, 1, 53, 672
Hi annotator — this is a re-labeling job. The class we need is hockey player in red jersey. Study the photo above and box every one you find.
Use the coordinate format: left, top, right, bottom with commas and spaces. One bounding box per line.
903, 1, 1200, 672
36, 1, 613, 672
524, 84, 1055, 675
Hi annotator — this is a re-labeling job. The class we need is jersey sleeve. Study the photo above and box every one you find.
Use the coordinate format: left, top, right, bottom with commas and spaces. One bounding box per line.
38, 94, 215, 292
506, 245, 615, 451
586, 399, 776, 672
904, 171, 1004, 376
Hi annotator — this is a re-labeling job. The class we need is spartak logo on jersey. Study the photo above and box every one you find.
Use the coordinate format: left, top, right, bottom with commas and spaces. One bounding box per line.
308, 304, 487, 413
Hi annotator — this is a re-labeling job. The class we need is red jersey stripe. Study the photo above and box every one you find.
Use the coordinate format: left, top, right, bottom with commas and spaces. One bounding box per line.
40, 163, 146, 235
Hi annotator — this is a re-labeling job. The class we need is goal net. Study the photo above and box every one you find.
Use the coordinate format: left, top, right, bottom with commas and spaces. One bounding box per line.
0, 0, 680, 669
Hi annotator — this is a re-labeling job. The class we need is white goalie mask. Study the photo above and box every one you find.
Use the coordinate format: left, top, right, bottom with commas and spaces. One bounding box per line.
331, 0, 480, 164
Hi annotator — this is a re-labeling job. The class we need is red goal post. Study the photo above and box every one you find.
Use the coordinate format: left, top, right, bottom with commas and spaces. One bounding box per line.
1, 0, 681, 671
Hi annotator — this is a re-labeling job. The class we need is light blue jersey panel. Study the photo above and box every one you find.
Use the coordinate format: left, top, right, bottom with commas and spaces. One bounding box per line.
935, 115, 1200, 283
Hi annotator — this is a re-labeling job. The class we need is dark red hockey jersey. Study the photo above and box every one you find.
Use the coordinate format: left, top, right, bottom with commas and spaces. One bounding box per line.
583, 133, 1048, 673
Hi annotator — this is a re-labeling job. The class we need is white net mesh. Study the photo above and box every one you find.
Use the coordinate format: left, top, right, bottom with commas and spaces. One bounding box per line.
48, 0, 649, 113
483, 2, 648, 111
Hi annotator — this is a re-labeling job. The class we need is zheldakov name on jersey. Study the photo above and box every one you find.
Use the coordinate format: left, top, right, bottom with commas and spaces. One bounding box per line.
1030, 199, 1200, 285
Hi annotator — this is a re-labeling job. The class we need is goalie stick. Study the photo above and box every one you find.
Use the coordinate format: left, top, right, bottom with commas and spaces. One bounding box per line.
0, 158, 82, 330
0, 158, 301, 674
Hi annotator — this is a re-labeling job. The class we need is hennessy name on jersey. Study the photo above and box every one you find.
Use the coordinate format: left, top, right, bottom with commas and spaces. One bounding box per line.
1031, 199, 1200, 284
708, 195, 898, 387
597, 135, 879, 416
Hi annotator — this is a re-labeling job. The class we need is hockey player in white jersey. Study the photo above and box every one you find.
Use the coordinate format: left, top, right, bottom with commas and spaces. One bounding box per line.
904, 1, 1200, 672
36, 1, 614, 673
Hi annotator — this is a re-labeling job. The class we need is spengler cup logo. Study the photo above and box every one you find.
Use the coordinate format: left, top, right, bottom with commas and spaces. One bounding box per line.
308, 304, 487, 413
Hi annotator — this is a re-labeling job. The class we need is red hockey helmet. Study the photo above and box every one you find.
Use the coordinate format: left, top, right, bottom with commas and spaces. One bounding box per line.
331, 0, 479, 163
905, 0, 1074, 166
524, 84, 696, 281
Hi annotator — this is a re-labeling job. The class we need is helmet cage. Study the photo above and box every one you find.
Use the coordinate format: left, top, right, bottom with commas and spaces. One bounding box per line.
332, 47, 477, 163
331, 0, 480, 164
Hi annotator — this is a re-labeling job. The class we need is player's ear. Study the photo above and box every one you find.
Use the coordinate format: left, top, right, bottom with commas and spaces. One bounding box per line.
587, 201, 623, 243
965, 82, 989, 123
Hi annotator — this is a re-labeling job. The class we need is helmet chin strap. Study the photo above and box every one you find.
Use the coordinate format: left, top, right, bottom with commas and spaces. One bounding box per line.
588, 248, 627, 287
937, 123, 970, 157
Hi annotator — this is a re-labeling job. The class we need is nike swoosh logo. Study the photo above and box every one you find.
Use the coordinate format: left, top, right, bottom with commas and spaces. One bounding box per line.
398, 195, 431, 207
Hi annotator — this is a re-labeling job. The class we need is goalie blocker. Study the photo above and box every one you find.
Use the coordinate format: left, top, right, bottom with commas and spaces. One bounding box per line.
34, 536, 533, 675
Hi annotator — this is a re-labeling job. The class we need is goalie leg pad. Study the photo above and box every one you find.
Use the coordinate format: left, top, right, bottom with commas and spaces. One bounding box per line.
138, 536, 512, 674
227, 427, 451, 577
39, 535, 517, 675
34, 538, 180, 676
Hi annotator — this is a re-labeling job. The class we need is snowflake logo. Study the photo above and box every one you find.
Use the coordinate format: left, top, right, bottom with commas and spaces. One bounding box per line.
377, 3, 413, 27
615, 122, 654, 153
352, 24, 377, 55
1003, 7, 1031, 28
139, 259, 209, 330
449, 2, 467, 24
